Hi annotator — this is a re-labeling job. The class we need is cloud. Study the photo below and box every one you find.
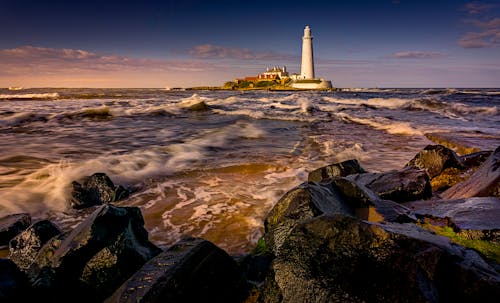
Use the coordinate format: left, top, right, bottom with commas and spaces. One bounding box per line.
0, 45, 214, 75
188, 44, 298, 61
458, 2, 500, 48
463, 1, 496, 15
389, 51, 447, 59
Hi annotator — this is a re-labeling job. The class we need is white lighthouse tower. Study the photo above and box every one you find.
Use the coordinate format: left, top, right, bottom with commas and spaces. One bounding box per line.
291, 25, 333, 89
301, 25, 315, 79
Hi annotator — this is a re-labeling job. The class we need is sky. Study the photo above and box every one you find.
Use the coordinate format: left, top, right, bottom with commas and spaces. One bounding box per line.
0, 0, 499, 88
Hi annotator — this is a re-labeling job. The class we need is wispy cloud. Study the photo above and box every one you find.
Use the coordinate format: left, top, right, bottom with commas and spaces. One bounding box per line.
0, 45, 214, 75
188, 44, 298, 61
462, 1, 496, 14
389, 51, 447, 59
459, 2, 500, 48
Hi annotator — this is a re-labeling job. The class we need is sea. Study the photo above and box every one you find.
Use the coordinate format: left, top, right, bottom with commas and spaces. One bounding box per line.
0, 87, 498, 254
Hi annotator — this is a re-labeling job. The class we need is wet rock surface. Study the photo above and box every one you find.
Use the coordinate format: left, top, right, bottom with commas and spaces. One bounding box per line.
259, 214, 500, 303
106, 237, 247, 303
405, 197, 500, 243
31, 204, 161, 302
346, 167, 432, 202
406, 144, 464, 178
9, 220, 61, 271
307, 159, 366, 182
70, 173, 129, 209
441, 146, 500, 199
0, 213, 31, 246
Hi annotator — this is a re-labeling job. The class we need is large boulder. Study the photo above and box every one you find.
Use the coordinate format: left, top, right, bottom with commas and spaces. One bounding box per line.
406, 145, 464, 178
9, 220, 61, 271
0, 258, 30, 303
346, 167, 432, 202
441, 146, 500, 199
264, 179, 415, 254
31, 204, 161, 303
70, 173, 129, 209
260, 214, 500, 303
308, 159, 366, 182
105, 237, 247, 303
264, 182, 353, 254
0, 213, 31, 246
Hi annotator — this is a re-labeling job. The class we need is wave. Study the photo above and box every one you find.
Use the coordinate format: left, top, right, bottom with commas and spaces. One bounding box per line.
406, 98, 497, 118
336, 113, 423, 136
0, 93, 60, 100
323, 97, 410, 109
0, 121, 267, 215
0, 112, 50, 127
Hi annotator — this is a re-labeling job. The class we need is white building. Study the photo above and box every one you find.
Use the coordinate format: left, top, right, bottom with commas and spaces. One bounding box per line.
291, 26, 333, 89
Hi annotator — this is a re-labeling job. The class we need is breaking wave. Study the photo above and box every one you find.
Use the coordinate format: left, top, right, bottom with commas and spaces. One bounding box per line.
0, 93, 60, 100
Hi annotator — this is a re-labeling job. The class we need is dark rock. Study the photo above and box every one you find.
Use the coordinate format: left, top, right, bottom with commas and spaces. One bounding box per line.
441, 146, 500, 199
0, 258, 30, 303
307, 159, 366, 182
460, 150, 493, 168
346, 167, 432, 202
329, 178, 416, 223
406, 197, 500, 243
0, 213, 31, 246
105, 237, 247, 303
264, 182, 354, 254
264, 179, 415, 254
406, 144, 464, 178
32, 204, 161, 303
260, 214, 500, 303
239, 253, 274, 284
9, 220, 61, 271
70, 173, 130, 209
185, 101, 209, 111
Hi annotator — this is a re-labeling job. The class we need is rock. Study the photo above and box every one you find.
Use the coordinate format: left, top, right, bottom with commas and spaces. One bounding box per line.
32, 204, 161, 302
264, 179, 415, 254
186, 101, 209, 111
70, 173, 129, 209
307, 159, 366, 182
0, 213, 31, 246
0, 258, 30, 303
329, 178, 416, 223
441, 146, 500, 199
9, 220, 61, 271
260, 214, 500, 303
239, 254, 273, 284
406, 144, 464, 178
264, 182, 354, 254
406, 197, 500, 243
346, 167, 432, 202
460, 150, 493, 168
105, 237, 247, 303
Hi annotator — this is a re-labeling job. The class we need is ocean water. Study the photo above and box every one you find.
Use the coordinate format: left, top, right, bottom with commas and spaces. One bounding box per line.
0, 88, 498, 253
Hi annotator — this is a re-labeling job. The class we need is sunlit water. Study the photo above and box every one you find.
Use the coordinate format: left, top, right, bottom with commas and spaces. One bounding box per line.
0, 88, 498, 253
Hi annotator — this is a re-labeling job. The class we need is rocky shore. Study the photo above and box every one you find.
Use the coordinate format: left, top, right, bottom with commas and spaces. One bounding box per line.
0, 145, 499, 302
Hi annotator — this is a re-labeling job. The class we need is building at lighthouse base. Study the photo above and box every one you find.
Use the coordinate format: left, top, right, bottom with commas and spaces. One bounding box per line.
290, 77, 333, 89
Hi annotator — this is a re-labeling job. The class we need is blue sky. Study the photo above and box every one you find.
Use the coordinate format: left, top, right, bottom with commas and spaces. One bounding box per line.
0, 0, 499, 87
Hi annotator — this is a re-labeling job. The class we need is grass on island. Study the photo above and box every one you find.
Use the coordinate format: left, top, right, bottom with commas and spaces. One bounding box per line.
419, 222, 500, 263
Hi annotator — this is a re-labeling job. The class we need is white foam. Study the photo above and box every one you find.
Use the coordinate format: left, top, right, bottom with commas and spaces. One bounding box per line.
0, 93, 59, 100
323, 96, 410, 109
337, 113, 423, 136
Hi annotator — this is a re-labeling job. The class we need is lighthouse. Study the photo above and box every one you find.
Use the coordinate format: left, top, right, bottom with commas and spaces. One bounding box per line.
291, 25, 333, 89
301, 25, 315, 79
